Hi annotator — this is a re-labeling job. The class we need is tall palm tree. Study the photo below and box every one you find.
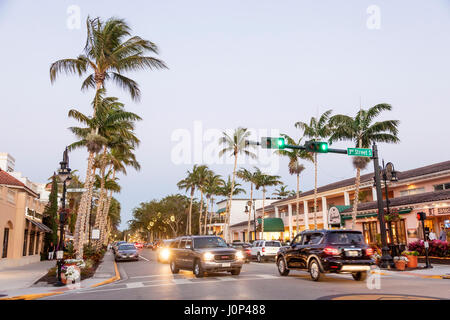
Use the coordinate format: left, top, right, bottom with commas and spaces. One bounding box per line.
237, 168, 258, 241
204, 172, 224, 235
253, 168, 282, 239
275, 134, 313, 234
68, 91, 141, 257
194, 165, 210, 235
329, 104, 400, 229
295, 110, 333, 230
50, 16, 167, 100
177, 165, 201, 235
218, 127, 256, 242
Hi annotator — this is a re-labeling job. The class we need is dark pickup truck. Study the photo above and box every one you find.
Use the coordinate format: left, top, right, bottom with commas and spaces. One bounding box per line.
169, 236, 245, 278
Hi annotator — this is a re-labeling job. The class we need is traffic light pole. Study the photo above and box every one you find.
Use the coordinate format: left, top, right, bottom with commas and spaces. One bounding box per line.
420, 217, 432, 268
372, 143, 394, 269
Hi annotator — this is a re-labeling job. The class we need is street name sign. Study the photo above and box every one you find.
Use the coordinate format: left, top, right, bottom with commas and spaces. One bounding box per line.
347, 148, 373, 157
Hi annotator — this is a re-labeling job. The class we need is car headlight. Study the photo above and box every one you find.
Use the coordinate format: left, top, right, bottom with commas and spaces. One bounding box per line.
235, 251, 244, 260
160, 248, 170, 260
203, 252, 214, 261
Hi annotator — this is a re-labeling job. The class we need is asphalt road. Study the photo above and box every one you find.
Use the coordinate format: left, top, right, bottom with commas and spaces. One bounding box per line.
44, 249, 450, 300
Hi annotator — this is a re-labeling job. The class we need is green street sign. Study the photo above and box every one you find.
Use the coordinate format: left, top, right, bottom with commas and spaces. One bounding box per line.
347, 148, 373, 157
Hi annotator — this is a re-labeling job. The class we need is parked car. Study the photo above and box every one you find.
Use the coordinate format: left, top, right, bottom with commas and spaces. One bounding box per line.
169, 236, 245, 278
276, 229, 375, 281
115, 243, 140, 262
156, 239, 176, 263
112, 241, 127, 253
144, 242, 153, 249
230, 242, 252, 263
134, 242, 144, 249
250, 240, 282, 262
152, 240, 162, 251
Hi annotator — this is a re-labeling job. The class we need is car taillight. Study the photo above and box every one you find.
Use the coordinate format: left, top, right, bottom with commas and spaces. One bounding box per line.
366, 248, 374, 256
262, 247, 265, 252
323, 247, 339, 255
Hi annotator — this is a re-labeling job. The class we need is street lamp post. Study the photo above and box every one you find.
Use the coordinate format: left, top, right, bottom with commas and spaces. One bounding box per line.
372, 143, 394, 268
55, 147, 71, 286
380, 160, 399, 256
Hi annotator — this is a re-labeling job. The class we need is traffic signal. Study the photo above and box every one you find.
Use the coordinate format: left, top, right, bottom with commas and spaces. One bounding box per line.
305, 140, 329, 153
416, 212, 426, 221
261, 137, 286, 149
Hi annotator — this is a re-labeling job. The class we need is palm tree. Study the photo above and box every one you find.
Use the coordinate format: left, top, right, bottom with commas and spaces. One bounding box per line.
68, 91, 141, 257
194, 165, 210, 235
177, 165, 201, 235
204, 173, 224, 235
272, 185, 291, 198
295, 110, 333, 229
237, 168, 259, 241
217, 176, 246, 238
275, 134, 313, 234
50, 16, 167, 100
329, 104, 400, 229
218, 127, 256, 242
253, 168, 282, 239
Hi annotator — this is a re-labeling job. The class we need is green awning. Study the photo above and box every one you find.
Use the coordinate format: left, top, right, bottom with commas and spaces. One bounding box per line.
216, 208, 226, 214
341, 208, 412, 220
257, 218, 284, 232
335, 205, 351, 212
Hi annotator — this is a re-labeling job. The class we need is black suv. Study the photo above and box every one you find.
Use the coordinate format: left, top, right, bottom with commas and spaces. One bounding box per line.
169, 236, 245, 278
276, 229, 374, 281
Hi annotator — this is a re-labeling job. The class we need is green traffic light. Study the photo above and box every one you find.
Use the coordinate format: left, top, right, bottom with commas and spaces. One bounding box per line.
277, 138, 285, 148
320, 142, 328, 151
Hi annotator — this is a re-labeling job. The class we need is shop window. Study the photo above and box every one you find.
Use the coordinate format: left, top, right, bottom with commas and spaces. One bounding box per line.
387, 220, 407, 245
2, 228, 9, 258
362, 221, 378, 244
434, 182, 450, 191
23, 230, 28, 256
400, 188, 425, 197
29, 231, 35, 256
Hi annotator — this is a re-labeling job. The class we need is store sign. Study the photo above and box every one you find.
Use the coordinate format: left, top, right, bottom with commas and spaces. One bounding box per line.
328, 207, 341, 225
428, 207, 450, 216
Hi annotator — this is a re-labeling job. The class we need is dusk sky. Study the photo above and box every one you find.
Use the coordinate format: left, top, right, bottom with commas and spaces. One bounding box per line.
1, 0, 449, 230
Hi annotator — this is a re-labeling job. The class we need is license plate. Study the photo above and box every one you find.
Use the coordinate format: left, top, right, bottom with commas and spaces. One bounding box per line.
346, 250, 359, 257
222, 263, 231, 267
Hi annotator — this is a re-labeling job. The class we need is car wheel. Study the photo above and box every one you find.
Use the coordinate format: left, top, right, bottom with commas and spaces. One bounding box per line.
193, 260, 204, 278
230, 268, 241, 276
277, 257, 290, 276
309, 259, 322, 281
352, 271, 367, 281
170, 260, 179, 274
257, 253, 262, 263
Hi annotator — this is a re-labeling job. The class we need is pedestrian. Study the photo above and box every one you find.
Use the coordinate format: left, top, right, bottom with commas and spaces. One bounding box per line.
439, 225, 447, 241
48, 242, 55, 260
428, 230, 437, 240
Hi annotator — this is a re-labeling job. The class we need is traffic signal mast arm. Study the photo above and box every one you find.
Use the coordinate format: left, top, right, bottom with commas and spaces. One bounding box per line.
284, 144, 347, 154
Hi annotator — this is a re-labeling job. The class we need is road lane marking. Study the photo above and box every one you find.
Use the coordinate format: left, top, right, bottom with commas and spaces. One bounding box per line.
256, 274, 278, 279
139, 256, 150, 262
126, 282, 144, 289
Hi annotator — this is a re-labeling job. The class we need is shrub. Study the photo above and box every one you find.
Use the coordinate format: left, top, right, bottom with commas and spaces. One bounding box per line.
408, 240, 449, 257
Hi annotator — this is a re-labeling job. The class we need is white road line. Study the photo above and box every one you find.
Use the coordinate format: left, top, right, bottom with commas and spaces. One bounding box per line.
172, 278, 193, 284
126, 282, 145, 288
256, 274, 278, 279
139, 256, 150, 261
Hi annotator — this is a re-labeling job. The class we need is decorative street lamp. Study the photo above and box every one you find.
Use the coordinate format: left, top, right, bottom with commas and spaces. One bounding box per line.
55, 147, 71, 287
246, 200, 257, 241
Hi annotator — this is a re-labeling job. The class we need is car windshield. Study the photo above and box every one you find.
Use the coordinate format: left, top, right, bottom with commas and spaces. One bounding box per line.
265, 241, 281, 247
327, 232, 364, 245
118, 245, 136, 251
193, 237, 228, 248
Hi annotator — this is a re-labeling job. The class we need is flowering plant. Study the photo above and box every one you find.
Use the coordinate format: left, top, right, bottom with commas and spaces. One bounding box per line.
401, 250, 419, 256
64, 265, 80, 282
393, 256, 409, 263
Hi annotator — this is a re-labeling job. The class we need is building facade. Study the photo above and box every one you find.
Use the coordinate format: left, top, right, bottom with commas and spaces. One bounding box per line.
0, 155, 51, 270
230, 160, 450, 244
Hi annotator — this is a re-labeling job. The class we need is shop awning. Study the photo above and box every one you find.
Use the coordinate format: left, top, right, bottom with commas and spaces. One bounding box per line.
341, 208, 413, 220
216, 208, 226, 214
257, 218, 284, 232
26, 218, 52, 233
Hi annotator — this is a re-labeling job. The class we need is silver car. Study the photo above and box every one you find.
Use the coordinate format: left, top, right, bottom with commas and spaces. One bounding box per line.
114, 243, 139, 261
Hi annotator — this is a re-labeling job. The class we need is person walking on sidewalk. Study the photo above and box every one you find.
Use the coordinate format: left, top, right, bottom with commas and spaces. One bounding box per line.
48, 242, 55, 260
439, 225, 447, 242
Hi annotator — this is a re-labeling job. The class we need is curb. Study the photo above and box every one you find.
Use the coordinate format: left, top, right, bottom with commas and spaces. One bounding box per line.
0, 259, 121, 300
371, 270, 447, 279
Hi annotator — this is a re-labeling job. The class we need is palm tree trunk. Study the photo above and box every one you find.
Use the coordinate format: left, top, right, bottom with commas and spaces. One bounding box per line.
209, 197, 214, 234
188, 188, 194, 235
248, 183, 253, 241
352, 138, 363, 230
198, 189, 204, 235
100, 167, 116, 246
204, 197, 209, 235
74, 151, 96, 259
313, 153, 318, 230
226, 153, 238, 242
296, 173, 300, 234
93, 148, 107, 250
261, 189, 265, 240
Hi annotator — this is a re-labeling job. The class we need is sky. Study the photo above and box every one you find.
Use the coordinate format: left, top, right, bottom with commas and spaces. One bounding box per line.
1, 0, 449, 230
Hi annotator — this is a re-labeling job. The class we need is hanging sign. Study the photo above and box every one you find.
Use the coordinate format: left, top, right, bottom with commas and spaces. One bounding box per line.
91, 229, 100, 240
328, 207, 341, 225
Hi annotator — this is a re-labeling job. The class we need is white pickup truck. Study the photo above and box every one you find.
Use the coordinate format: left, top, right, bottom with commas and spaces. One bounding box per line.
250, 240, 282, 262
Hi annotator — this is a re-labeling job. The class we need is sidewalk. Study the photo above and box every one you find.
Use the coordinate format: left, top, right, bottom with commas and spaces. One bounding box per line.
374, 263, 450, 279
0, 251, 119, 299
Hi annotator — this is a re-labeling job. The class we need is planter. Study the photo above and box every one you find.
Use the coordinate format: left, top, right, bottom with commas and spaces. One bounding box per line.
406, 255, 418, 268
395, 261, 406, 271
